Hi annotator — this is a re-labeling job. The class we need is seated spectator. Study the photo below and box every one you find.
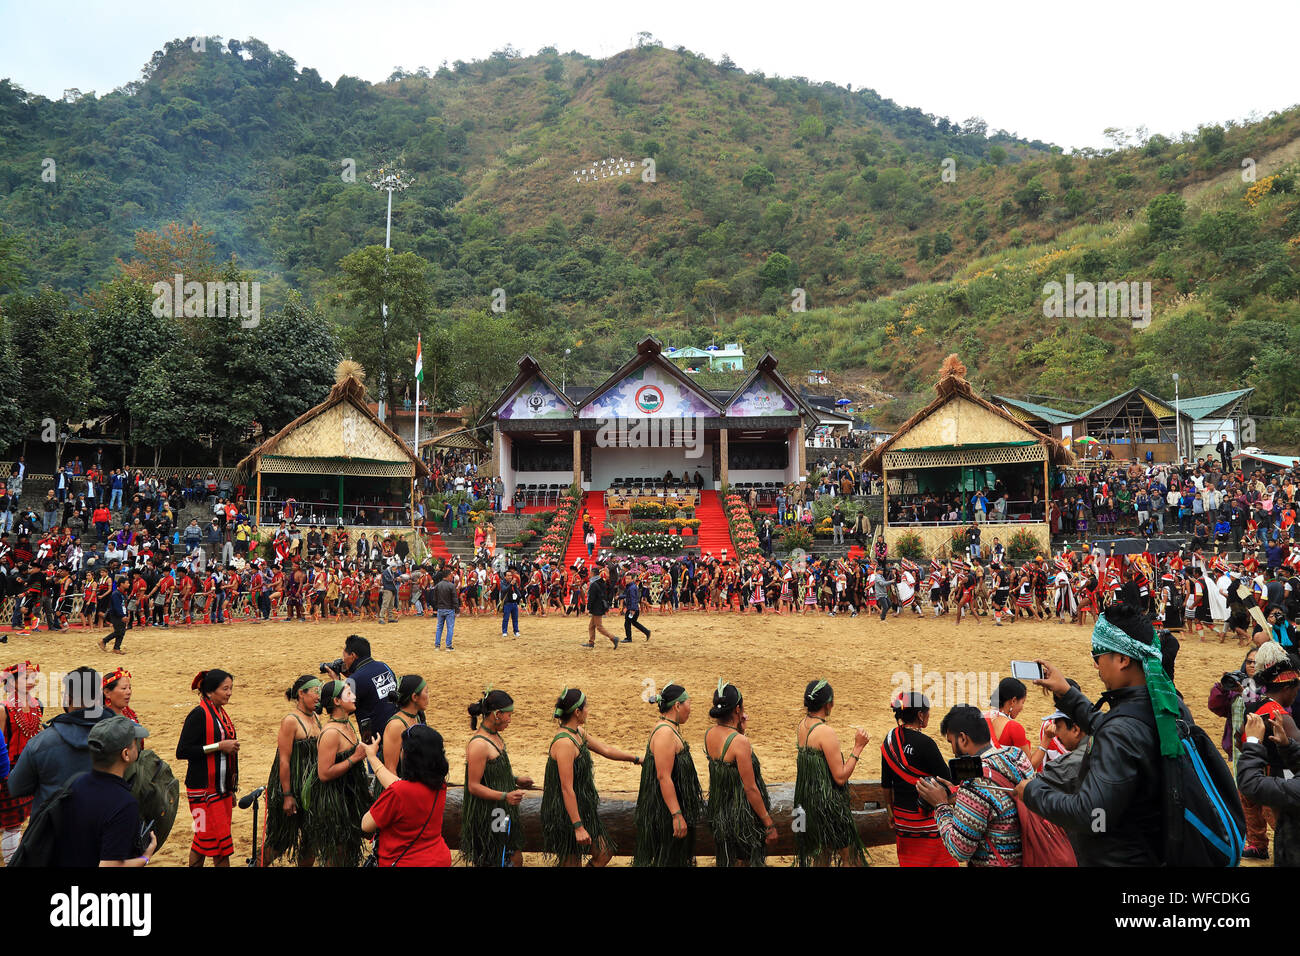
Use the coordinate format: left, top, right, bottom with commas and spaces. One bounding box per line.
915, 704, 1034, 867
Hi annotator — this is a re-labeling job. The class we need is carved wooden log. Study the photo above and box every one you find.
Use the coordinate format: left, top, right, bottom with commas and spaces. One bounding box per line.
441, 780, 895, 855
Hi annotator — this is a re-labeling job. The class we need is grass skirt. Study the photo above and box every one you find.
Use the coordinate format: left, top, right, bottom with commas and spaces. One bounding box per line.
632, 745, 703, 867
707, 752, 771, 867
793, 746, 867, 866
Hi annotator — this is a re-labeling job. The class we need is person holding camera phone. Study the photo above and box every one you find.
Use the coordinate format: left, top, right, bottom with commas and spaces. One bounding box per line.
1238, 704, 1300, 865
312, 679, 374, 867
916, 704, 1034, 867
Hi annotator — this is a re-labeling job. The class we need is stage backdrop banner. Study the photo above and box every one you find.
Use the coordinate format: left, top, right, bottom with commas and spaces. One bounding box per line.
499, 376, 571, 420
579, 365, 715, 419
727, 375, 797, 417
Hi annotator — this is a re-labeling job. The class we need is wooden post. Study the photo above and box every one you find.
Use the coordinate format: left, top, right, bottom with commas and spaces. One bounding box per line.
881, 461, 889, 552
719, 428, 729, 489
338, 474, 344, 525
254, 467, 261, 530
572, 429, 581, 488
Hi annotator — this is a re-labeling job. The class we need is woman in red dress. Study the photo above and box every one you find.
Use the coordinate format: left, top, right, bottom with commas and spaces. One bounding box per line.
175, 669, 239, 866
362, 724, 453, 867
0, 661, 42, 864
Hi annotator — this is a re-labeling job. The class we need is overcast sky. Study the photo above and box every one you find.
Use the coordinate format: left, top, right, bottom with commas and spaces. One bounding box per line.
2, 0, 1297, 151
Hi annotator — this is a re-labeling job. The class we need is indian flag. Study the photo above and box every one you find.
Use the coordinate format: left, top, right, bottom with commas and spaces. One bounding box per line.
414, 336, 423, 382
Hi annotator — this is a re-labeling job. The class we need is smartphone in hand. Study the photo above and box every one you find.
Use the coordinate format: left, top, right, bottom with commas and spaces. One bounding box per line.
1010, 660, 1045, 681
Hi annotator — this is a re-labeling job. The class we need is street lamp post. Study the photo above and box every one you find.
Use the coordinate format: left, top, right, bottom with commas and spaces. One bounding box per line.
563, 348, 571, 394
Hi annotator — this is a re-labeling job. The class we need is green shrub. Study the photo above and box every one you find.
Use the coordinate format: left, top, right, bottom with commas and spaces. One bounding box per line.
895, 532, 927, 561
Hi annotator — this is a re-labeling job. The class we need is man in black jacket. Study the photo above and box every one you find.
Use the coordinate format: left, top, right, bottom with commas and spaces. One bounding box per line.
583, 566, 619, 649
1018, 598, 1196, 865
1216, 434, 1235, 473
326, 635, 396, 739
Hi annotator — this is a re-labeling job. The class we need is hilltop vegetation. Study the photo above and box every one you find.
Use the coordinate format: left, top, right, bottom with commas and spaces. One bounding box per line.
1, 37, 1299, 455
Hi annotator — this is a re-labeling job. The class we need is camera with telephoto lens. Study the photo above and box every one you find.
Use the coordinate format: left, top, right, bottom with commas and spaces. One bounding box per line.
1220, 670, 1247, 690
319, 658, 344, 676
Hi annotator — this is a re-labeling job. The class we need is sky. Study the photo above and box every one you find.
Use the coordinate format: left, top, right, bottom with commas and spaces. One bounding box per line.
1, 0, 1297, 151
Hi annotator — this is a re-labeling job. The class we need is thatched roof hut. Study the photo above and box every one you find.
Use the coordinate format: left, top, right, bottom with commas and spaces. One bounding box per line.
862, 355, 1073, 559
238, 368, 429, 527
862, 355, 1075, 474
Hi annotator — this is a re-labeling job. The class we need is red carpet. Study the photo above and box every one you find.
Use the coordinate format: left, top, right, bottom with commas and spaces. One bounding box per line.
563, 491, 606, 567
424, 530, 453, 560
695, 491, 737, 559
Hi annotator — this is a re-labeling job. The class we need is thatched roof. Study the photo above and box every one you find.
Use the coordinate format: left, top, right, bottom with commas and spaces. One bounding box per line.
861, 354, 1076, 473
237, 375, 430, 478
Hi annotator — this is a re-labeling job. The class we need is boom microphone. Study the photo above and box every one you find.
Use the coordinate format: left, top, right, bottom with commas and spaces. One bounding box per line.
238, 786, 266, 810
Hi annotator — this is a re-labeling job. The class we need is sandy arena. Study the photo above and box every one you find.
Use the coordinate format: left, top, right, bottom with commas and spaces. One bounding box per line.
1, 608, 1256, 866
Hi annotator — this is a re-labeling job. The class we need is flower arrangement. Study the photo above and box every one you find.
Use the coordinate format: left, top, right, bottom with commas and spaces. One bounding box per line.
610, 532, 683, 555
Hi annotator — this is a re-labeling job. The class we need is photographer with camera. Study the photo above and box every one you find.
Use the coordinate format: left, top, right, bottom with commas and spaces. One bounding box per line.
916, 704, 1034, 866
1018, 598, 1205, 865
322, 635, 396, 742
1238, 692, 1300, 866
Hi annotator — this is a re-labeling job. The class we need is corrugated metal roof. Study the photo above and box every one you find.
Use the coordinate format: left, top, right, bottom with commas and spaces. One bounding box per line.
1178, 388, 1254, 421
993, 395, 1075, 426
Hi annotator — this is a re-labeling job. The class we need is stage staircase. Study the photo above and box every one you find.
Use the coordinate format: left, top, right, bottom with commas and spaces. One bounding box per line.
563, 491, 608, 567
694, 491, 737, 559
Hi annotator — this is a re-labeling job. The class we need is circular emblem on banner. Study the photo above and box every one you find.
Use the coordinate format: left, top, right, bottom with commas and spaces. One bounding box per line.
527, 393, 545, 413
635, 385, 664, 414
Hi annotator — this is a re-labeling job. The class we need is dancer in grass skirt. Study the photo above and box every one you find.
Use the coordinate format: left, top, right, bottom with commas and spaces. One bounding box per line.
263, 675, 321, 866
308, 679, 373, 867
794, 679, 870, 866
633, 682, 704, 867
704, 680, 775, 867
462, 687, 532, 867
541, 686, 642, 866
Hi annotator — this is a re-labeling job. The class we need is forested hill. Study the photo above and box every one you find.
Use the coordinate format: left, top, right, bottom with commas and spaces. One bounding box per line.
1, 36, 1052, 304
2, 37, 1300, 454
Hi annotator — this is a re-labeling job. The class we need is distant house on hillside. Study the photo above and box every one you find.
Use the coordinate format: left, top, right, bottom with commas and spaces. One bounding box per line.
665, 343, 745, 372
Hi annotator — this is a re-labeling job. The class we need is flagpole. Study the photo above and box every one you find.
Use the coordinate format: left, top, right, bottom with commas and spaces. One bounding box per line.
414, 334, 422, 459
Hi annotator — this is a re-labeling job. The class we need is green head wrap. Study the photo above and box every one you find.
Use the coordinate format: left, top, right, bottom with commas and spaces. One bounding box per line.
554, 686, 586, 719
1091, 615, 1181, 758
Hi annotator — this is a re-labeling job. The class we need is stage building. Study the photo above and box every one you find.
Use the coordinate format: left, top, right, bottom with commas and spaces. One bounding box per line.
483, 337, 819, 505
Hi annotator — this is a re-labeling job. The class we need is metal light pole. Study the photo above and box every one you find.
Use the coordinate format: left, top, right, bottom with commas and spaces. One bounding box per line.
367, 164, 412, 406
563, 348, 571, 394
1172, 372, 1181, 464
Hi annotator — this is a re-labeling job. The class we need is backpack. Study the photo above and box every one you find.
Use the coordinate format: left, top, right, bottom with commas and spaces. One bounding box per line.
1126, 709, 1245, 866
8, 773, 86, 867
982, 749, 1078, 867
124, 747, 181, 850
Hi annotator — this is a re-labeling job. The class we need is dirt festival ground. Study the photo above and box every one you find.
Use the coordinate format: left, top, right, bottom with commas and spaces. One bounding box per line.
2, 609, 1254, 867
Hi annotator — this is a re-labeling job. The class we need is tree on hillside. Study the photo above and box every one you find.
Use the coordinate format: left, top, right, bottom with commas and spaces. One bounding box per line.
0, 324, 24, 453
1145, 194, 1186, 242
1013, 176, 1051, 217
758, 253, 795, 292
693, 278, 731, 325
116, 221, 220, 289
742, 164, 775, 192
253, 290, 341, 433
335, 246, 433, 410
84, 277, 177, 449
5, 288, 90, 458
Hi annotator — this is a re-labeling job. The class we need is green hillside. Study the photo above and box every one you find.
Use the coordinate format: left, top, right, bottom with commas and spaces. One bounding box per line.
1, 37, 1299, 457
